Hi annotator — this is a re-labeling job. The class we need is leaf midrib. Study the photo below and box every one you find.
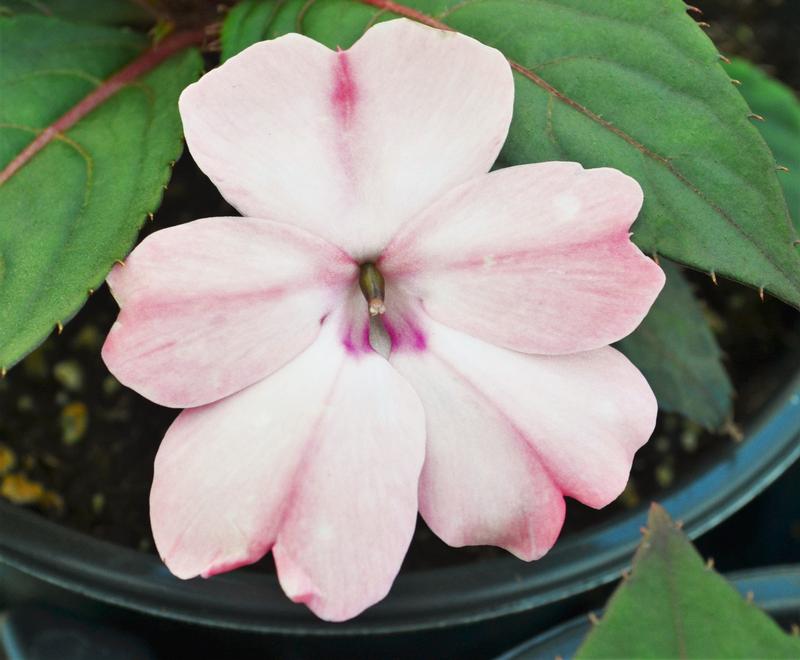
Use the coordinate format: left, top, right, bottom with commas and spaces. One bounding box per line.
353, 0, 800, 299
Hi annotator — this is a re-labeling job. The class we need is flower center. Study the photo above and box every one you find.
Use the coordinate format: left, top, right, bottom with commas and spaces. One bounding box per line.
359, 262, 386, 317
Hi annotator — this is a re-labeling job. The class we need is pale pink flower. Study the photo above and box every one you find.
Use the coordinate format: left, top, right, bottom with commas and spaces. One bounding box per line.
102, 19, 664, 621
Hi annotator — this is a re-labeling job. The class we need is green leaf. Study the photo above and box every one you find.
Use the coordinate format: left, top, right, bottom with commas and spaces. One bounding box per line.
221, 0, 281, 62
616, 261, 732, 429
724, 58, 800, 230
0, 15, 202, 370
0, 0, 152, 26
222, 0, 800, 307
576, 504, 800, 659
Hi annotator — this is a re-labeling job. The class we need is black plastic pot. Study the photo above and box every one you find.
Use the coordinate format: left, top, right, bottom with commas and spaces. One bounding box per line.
1, 364, 799, 645
497, 565, 800, 659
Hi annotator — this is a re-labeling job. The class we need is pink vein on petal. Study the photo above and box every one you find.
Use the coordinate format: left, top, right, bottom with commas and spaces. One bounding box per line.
383, 314, 427, 353
330, 49, 359, 186
340, 321, 372, 356
332, 49, 358, 126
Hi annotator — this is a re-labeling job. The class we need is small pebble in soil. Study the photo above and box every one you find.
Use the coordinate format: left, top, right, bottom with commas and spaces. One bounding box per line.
655, 463, 675, 489
1, 473, 44, 504
102, 375, 121, 397
60, 401, 89, 445
681, 426, 700, 453
41, 453, 61, 469
92, 492, 105, 514
0, 444, 17, 474
654, 435, 671, 453
71, 325, 104, 352
53, 360, 84, 392
38, 490, 64, 514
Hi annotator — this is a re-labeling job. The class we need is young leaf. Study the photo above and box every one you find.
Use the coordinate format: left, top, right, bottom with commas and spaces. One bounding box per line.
616, 261, 732, 430
724, 58, 800, 229
576, 504, 800, 659
0, 16, 202, 371
222, 0, 800, 307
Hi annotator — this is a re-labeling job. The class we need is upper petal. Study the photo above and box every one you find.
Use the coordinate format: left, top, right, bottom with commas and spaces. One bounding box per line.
150, 308, 426, 622
388, 313, 656, 557
380, 163, 665, 354
102, 217, 356, 408
179, 18, 514, 259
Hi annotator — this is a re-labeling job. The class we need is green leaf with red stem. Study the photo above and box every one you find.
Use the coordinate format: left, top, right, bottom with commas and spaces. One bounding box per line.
223, 0, 800, 308
0, 15, 203, 370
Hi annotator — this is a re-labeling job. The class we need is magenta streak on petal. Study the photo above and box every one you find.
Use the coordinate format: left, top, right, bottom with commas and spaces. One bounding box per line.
118, 264, 357, 320
341, 333, 356, 354
383, 314, 427, 353
330, 50, 359, 188
340, 320, 373, 356
341, 328, 359, 355
332, 49, 358, 126
386, 232, 636, 279
128, 287, 287, 320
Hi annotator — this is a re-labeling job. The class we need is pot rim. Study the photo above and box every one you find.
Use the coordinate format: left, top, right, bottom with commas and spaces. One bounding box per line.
1, 371, 799, 636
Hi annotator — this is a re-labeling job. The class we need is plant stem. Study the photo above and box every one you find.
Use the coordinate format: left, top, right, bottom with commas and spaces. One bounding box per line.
0, 28, 205, 187
357, 0, 449, 28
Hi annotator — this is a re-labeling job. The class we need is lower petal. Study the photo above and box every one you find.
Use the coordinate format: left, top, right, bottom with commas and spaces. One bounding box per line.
272, 350, 426, 621
396, 347, 565, 559
390, 316, 656, 556
150, 308, 426, 621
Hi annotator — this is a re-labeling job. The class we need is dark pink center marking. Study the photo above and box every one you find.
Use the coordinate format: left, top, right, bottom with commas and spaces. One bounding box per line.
341, 320, 372, 356
382, 314, 427, 353
331, 50, 358, 127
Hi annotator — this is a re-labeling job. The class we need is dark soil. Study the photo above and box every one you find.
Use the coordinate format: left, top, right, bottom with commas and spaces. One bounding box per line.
1, 1, 798, 571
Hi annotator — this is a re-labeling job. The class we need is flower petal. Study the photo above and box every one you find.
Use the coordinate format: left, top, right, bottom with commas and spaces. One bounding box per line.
381, 163, 665, 354
389, 315, 656, 557
150, 312, 426, 622
102, 217, 356, 408
179, 19, 513, 259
